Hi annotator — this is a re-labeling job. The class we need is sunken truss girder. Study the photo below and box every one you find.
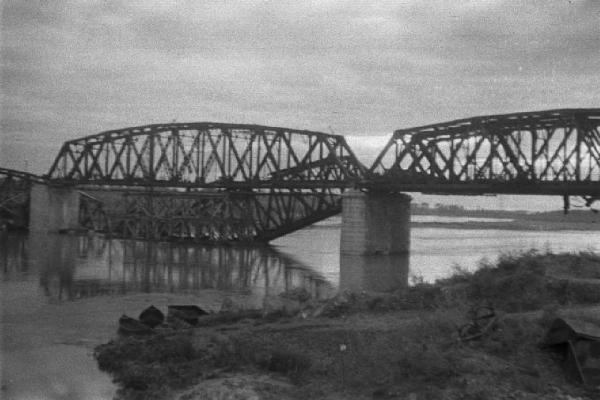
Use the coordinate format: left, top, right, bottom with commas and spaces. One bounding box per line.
79, 188, 341, 243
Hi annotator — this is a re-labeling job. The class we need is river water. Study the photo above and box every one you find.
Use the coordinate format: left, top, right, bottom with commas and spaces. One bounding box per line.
1, 217, 599, 399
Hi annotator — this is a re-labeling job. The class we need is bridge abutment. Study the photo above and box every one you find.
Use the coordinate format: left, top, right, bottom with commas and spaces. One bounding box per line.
29, 184, 80, 232
340, 189, 411, 255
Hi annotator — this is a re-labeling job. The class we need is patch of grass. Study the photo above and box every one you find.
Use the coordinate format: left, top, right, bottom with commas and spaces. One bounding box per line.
256, 348, 312, 375
326, 250, 600, 316
195, 309, 263, 327
279, 287, 312, 303
95, 333, 200, 371
399, 282, 449, 309
94, 332, 234, 400
263, 250, 599, 320
546, 251, 600, 279
475, 317, 540, 357
436, 250, 600, 312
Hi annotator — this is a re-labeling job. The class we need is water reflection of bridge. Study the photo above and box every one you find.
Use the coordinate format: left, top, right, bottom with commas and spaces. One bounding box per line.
1, 233, 335, 302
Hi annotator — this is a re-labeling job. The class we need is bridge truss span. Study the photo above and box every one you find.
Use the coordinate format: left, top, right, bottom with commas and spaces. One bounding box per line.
48, 123, 366, 189
4, 109, 600, 240
370, 108, 600, 195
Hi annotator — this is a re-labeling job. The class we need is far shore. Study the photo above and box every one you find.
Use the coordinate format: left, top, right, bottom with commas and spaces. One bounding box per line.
411, 220, 600, 231
409, 205, 600, 231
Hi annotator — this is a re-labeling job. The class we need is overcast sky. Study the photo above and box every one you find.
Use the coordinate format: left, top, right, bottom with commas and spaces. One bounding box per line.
1, 0, 599, 174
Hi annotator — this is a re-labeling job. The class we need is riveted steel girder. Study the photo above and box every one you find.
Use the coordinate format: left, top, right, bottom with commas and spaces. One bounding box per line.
370, 108, 600, 195
48, 123, 366, 189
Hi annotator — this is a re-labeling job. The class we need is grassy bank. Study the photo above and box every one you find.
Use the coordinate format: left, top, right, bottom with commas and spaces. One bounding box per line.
95, 250, 600, 400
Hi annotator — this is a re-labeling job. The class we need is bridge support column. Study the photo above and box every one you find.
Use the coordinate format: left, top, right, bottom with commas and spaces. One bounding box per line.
339, 254, 409, 293
29, 184, 80, 232
340, 189, 411, 255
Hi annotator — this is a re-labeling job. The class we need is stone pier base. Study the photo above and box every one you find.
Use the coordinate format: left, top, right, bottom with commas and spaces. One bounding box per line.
340, 189, 411, 255
339, 254, 409, 293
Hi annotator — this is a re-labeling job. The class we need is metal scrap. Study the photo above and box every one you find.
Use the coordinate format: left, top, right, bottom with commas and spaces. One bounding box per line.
458, 305, 497, 342
542, 317, 600, 386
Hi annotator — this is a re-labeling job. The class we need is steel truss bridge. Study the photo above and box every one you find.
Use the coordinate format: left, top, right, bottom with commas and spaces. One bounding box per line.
1, 108, 599, 241
49, 123, 364, 242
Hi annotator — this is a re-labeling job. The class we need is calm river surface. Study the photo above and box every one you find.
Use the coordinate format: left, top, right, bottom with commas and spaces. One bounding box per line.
1, 217, 599, 399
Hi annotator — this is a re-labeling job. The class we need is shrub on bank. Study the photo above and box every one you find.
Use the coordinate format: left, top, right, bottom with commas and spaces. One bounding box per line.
433, 250, 600, 312
288, 250, 600, 318
94, 333, 227, 400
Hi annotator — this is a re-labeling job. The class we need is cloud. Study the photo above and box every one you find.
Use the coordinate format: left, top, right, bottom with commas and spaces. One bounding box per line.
1, 0, 599, 173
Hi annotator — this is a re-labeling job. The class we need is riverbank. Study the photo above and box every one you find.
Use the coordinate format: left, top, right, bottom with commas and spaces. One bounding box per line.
94, 250, 600, 400
410, 206, 600, 231
412, 205, 600, 223
412, 220, 599, 231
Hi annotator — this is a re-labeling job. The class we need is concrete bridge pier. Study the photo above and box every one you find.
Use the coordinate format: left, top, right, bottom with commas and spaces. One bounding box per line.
340, 189, 411, 256
29, 183, 80, 232
339, 253, 409, 293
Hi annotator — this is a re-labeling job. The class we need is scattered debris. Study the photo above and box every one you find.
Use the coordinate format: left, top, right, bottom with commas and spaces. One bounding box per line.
138, 305, 164, 328
118, 315, 154, 337
458, 305, 497, 341
167, 305, 209, 326
542, 318, 600, 386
